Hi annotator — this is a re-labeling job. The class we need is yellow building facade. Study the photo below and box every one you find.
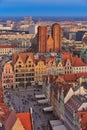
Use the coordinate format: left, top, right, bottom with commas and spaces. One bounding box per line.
35, 60, 47, 83
14, 53, 35, 87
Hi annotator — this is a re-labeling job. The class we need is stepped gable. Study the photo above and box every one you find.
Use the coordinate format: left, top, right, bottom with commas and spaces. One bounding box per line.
16, 113, 32, 130
13, 52, 34, 64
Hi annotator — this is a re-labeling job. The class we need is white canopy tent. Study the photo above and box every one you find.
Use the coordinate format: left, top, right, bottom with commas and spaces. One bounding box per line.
49, 120, 67, 130
50, 120, 62, 127
35, 94, 46, 99
53, 125, 67, 130
37, 99, 49, 104
43, 106, 53, 112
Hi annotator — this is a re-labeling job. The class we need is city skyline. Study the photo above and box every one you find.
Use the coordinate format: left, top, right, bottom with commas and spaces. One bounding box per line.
0, 0, 87, 17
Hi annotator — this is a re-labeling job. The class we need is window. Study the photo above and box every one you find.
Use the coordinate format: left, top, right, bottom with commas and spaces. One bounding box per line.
16, 69, 18, 72
29, 61, 31, 63
29, 65, 31, 67
32, 78, 34, 81
19, 61, 21, 64
19, 65, 21, 68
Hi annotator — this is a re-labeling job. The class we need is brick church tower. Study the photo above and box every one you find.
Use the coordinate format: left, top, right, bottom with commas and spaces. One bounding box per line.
52, 23, 62, 52
38, 26, 47, 53
38, 23, 62, 53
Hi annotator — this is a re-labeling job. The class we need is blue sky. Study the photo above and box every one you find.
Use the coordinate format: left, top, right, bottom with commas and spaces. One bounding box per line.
0, 0, 87, 16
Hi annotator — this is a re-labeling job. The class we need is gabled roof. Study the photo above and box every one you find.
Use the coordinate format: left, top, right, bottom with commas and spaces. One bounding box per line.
60, 74, 77, 82
71, 56, 86, 66
13, 53, 34, 64
16, 113, 32, 130
62, 52, 87, 66
60, 73, 87, 82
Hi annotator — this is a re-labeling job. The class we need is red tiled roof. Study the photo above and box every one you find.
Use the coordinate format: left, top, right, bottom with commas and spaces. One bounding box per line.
16, 112, 32, 130
0, 44, 18, 48
71, 56, 86, 66
0, 103, 9, 121
45, 57, 56, 63
13, 52, 34, 64
62, 52, 71, 62
60, 73, 87, 82
78, 111, 87, 129
62, 52, 87, 66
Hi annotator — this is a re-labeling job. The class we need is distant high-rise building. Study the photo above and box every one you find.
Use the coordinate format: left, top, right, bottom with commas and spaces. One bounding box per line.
52, 23, 62, 52
38, 26, 47, 53
24, 16, 33, 25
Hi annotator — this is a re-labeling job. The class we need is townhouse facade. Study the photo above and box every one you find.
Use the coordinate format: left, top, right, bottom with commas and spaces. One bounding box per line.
13, 53, 35, 88
35, 60, 47, 83
0, 44, 27, 56
0, 33, 34, 40
2, 52, 87, 89
2, 61, 14, 88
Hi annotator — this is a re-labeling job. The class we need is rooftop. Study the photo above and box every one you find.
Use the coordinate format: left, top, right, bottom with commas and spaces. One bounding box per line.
16, 112, 32, 130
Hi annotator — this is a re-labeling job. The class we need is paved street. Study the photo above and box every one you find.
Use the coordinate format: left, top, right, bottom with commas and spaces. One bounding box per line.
3, 87, 57, 130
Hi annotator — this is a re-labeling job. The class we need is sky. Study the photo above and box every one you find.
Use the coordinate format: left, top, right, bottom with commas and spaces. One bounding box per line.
0, 0, 87, 17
